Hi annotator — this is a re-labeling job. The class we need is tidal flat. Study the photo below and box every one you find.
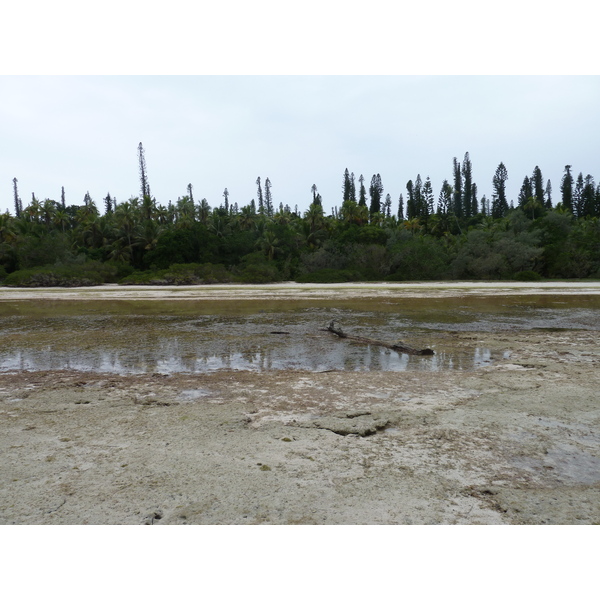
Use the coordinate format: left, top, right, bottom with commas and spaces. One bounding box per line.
1, 282, 599, 524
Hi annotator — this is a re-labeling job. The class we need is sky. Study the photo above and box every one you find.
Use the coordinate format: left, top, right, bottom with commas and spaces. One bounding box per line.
2, 75, 599, 217
1, 3, 599, 218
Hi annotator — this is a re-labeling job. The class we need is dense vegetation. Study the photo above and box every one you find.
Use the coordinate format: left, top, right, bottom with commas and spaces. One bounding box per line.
2, 148, 600, 286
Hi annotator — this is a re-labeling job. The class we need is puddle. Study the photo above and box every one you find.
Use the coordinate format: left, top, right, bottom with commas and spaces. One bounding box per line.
1, 295, 599, 375
178, 389, 213, 402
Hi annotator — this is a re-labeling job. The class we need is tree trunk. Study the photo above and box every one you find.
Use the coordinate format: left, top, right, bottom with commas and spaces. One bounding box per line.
324, 321, 434, 356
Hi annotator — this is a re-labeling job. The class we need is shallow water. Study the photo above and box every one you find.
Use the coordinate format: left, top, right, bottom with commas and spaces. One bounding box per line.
1, 295, 599, 374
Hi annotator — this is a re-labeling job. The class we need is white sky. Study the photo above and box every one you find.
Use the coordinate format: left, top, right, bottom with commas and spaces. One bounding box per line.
1, 3, 599, 217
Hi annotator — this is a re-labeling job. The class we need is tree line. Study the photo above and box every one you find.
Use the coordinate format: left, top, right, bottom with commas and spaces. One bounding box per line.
2, 144, 600, 286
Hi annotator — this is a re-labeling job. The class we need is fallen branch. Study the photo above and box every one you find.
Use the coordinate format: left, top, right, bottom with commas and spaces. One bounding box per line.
323, 320, 434, 356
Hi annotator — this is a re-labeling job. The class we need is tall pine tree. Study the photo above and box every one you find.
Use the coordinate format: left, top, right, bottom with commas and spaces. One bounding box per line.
138, 142, 151, 200
256, 177, 264, 215
560, 165, 574, 213
453, 157, 462, 218
532, 166, 545, 205
369, 174, 383, 216
462, 152, 473, 218
492, 162, 509, 218
13, 177, 21, 217
264, 178, 273, 217
358, 174, 367, 207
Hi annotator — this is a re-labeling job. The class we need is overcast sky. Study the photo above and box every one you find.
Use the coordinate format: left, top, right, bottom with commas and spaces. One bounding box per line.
1, 4, 599, 217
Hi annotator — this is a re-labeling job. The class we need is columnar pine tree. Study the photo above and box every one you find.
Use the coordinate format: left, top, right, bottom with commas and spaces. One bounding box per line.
223, 188, 229, 213
545, 180, 553, 209
369, 174, 383, 216
358, 174, 367, 207
437, 179, 452, 215
256, 177, 264, 215
471, 183, 478, 216
480, 194, 488, 216
406, 180, 415, 219
414, 175, 423, 217
350, 172, 356, 203
383, 193, 392, 218
61, 186, 66, 210
491, 162, 509, 218
582, 175, 596, 217
573, 172, 585, 217
532, 166, 544, 205
560, 165, 574, 213
518, 176, 533, 208
342, 168, 351, 203
138, 142, 151, 200
422, 176, 435, 230
104, 193, 113, 214
311, 184, 318, 203
264, 178, 273, 217
453, 157, 462, 218
462, 152, 473, 218
397, 193, 404, 221
187, 183, 194, 204
13, 177, 21, 217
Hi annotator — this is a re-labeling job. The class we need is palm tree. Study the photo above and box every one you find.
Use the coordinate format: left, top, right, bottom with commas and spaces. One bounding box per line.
197, 198, 211, 225
258, 229, 280, 260
53, 210, 71, 234
0, 213, 16, 244
41, 200, 57, 228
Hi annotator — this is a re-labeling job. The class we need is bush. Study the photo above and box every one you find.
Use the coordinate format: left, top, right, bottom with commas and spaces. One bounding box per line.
513, 270, 543, 281
119, 263, 234, 286
119, 270, 168, 285
5, 265, 103, 287
235, 263, 281, 284
295, 268, 359, 283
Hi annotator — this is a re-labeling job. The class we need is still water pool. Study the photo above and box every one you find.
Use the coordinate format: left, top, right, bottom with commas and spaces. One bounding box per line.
1, 295, 599, 374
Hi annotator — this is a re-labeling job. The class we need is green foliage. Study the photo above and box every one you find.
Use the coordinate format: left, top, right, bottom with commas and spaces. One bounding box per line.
386, 234, 452, 281
4, 154, 600, 284
120, 262, 233, 285
4, 260, 118, 287
513, 270, 543, 281
451, 228, 542, 280
295, 269, 359, 283
234, 252, 281, 283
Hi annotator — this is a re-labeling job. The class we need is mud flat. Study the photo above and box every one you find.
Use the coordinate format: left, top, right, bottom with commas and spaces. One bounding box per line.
1, 283, 599, 524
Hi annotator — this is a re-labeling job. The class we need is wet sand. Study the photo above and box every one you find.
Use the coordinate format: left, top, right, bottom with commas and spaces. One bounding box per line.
1, 283, 599, 524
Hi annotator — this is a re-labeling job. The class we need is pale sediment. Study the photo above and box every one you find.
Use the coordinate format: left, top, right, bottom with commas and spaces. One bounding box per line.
1, 284, 599, 524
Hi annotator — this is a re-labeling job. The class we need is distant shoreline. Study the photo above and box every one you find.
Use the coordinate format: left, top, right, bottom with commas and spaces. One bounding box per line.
2, 281, 600, 302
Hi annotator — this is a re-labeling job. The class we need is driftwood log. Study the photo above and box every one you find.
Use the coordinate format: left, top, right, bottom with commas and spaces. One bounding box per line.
324, 320, 434, 356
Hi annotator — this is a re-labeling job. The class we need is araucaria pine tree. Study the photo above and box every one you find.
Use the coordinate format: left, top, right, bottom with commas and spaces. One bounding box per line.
397, 194, 404, 221
462, 152, 473, 218
560, 165, 574, 213
138, 142, 151, 200
358, 175, 367, 207
491, 162, 509, 218
13, 177, 22, 217
545, 180, 553, 209
369, 174, 383, 216
256, 177, 264, 215
532, 166, 545, 205
342, 169, 351, 203
264, 178, 273, 217
453, 157, 462, 218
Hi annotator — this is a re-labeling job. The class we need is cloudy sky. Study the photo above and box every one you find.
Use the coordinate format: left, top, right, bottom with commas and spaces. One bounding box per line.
1, 4, 599, 217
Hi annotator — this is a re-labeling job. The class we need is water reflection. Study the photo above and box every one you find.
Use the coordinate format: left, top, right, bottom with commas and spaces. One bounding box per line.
1, 297, 599, 375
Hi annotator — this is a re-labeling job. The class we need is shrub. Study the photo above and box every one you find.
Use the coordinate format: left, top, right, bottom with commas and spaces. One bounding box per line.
295, 268, 359, 283
4, 266, 103, 287
513, 270, 543, 281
